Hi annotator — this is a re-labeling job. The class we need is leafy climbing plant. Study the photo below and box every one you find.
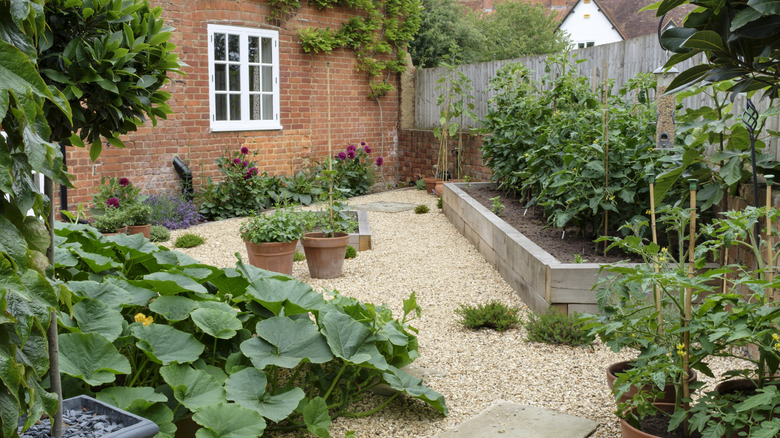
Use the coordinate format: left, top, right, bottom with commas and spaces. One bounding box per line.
289, 0, 422, 98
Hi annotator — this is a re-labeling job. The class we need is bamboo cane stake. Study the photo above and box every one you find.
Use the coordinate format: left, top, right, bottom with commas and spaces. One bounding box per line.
649, 176, 662, 331
767, 175, 775, 302
683, 180, 697, 408
327, 62, 333, 227
603, 63, 610, 256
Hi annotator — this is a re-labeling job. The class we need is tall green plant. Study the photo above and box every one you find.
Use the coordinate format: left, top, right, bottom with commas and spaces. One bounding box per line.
434, 64, 477, 180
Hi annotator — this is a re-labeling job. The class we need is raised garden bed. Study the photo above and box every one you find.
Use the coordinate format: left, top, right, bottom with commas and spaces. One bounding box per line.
443, 182, 606, 315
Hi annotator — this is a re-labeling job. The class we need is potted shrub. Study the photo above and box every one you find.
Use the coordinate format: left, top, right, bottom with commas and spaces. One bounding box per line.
125, 202, 152, 238
239, 206, 304, 275
92, 206, 128, 235
300, 201, 356, 279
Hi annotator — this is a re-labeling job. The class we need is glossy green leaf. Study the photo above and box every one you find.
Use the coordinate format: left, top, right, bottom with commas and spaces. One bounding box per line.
241, 316, 333, 369
682, 30, 725, 52
659, 26, 697, 52
149, 295, 198, 321
730, 6, 763, 31
303, 397, 331, 438
193, 403, 266, 438
0, 215, 27, 268
141, 272, 208, 295
160, 364, 225, 411
245, 275, 325, 315
321, 310, 388, 369
97, 386, 168, 410
191, 307, 242, 339
132, 323, 205, 365
66, 280, 133, 308
0, 40, 56, 121
59, 333, 130, 385
72, 297, 125, 342
747, 0, 780, 14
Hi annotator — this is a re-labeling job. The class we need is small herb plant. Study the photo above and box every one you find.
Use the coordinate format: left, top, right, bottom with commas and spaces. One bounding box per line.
125, 201, 152, 226
294, 250, 306, 262
240, 206, 304, 244
437, 197, 443, 209
490, 196, 504, 216
92, 207, 128, 233
573, 254, 588, 263
149, 225, 170, 243
456, 300, 521, 332
345, 245, 357, 259
174, 233, 205, 248
522, 310, 594, 347
414, 204, 430, 214
415, 178, 426, 190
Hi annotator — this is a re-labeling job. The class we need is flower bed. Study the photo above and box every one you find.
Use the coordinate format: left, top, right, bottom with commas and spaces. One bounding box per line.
443, 182, 607, 315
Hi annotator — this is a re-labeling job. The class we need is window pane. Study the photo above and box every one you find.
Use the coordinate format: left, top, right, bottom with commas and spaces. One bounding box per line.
262, 94, 273, 120
250, 95, 261, 120
215, 64, 226, 91
229, 64, 240, 91
261, 38, 272, 63
262, 66, 272, 92
249, 66, 260, 91
228, 34, 240, 62
215, 94, 227, 120
214, 33, 226, 61
230, 94, 241, 120
249, 37, 259, 63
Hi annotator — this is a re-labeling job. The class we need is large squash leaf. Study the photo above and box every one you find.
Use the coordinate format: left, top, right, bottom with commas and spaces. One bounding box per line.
132, 323, 205, 365
59, 333, 130, 385
241, 316, 333, 369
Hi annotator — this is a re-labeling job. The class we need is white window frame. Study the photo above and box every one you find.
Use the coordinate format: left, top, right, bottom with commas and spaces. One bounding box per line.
207, 25, 282, 132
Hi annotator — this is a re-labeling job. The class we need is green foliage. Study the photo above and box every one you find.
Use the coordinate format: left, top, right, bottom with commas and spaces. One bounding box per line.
0, 0, 182, 432
573, 254, 588, 263
434, 63, 477, 179
53, 223, 447, 436
344, 245, 357, 259
414, 204, 430, 214
490, 196, 504, 216
302, 202, 359, 237
584, 206, 780, 433
522, 310, 593, 347
328, 143, 378, 197
92, 207, 129, 233
40, 0, 182, 156
415, 178, 426, 190
408, 0, 484, 68
92, 177, 140, 213
287, 0, 422, 98
125, 201, 152, 226
437, 197, 443, 209
481, 53, 667, 235
294, 250, 306, 262
653, 0, 780, 100
455, 300, 521, 331
149, 225, 170, 242
239, 206, 304, 244
174, 233, 205, 248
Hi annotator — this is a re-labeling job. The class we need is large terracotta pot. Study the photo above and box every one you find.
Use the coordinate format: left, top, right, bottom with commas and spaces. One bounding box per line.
607, 360, 697, 404
424, 177, 436, 195
245, 239, 298, 275
300, 232, 349, 279
619, 402, 675, 438
128, 224, 151, 239
434, 180, 445, 196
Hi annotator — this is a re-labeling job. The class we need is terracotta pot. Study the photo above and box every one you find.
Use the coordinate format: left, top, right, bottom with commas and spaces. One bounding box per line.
715, 378, 761, 438
424, 177, 436, 195
607, 360, 697, 404
128, 224, 151, 239
244, 239, 297, 275
619, 403, 675, 438
300, 232, 349, 279
102, 226, 128, 236
434, 180, 445, 196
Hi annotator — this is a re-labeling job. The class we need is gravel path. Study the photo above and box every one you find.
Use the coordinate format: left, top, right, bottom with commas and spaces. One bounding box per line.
163, 189, 739, 438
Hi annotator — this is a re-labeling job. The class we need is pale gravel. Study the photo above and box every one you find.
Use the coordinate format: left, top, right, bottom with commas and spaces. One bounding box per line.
163, 189, 746, 438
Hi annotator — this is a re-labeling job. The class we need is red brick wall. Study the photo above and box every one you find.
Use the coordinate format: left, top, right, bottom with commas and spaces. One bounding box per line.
397, 129, 491, 184
63, 0, 399, 211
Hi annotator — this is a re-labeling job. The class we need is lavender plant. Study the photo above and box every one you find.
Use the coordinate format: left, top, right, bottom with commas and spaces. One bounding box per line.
145, 193, 202, 230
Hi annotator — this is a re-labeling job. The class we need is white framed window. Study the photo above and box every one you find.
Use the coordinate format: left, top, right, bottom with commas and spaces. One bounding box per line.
577, 41, 595, 48
207, 25, 282, 132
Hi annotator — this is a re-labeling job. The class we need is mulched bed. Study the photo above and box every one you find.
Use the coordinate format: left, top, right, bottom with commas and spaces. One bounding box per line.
462, 185, 637, 264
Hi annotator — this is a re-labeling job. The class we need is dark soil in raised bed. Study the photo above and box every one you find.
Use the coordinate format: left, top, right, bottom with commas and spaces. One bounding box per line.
462, 185, 638, 264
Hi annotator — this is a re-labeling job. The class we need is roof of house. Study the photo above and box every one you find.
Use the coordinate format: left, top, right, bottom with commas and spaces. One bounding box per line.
553, 0, 695, 40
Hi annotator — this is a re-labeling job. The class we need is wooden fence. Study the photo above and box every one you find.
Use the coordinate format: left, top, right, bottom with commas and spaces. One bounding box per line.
413, 33, 780, 158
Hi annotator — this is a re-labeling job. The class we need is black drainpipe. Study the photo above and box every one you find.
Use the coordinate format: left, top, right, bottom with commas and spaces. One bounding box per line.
173, 156, 193, 200
59, 142, 69, 220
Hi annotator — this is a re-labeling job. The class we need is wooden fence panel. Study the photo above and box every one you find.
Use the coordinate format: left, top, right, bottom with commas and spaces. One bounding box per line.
413, 33, 780, 158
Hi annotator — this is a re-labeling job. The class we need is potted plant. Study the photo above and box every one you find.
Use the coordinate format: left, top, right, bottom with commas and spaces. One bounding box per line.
300, 201, 356, 279
92, 206, 128, 235
239, 206, 304, 275
125, 202, 152, 238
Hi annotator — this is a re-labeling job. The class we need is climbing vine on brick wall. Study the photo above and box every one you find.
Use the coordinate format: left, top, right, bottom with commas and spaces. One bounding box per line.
284, 0, 421, 99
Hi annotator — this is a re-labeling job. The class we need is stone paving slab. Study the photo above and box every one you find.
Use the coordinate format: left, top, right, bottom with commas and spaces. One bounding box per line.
433, 401, 598, 438
353, 201, 419, 213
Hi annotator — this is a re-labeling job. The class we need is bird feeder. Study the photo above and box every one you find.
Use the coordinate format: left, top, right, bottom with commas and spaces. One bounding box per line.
653, 66, 678, 149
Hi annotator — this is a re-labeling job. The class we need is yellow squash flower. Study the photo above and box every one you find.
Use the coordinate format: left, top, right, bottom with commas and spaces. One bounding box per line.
134, 313, 154, 326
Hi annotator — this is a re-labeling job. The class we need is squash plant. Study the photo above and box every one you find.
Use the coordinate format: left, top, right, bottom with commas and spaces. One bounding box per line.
54, 223, 447, 437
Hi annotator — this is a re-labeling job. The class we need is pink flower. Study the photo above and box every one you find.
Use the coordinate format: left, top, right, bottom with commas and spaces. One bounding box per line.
232, 158, 241, 166
376, 156, 383, 167
107, 197, 120, 208
347, 150, 356, 159
241, 160, 248, 167
240, 146, 249, 155
363, 144, 372, 154
346, 144, 357, 153
119, 178, 130, 187
336, 152, 347, 161
245, 167, 258, 179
